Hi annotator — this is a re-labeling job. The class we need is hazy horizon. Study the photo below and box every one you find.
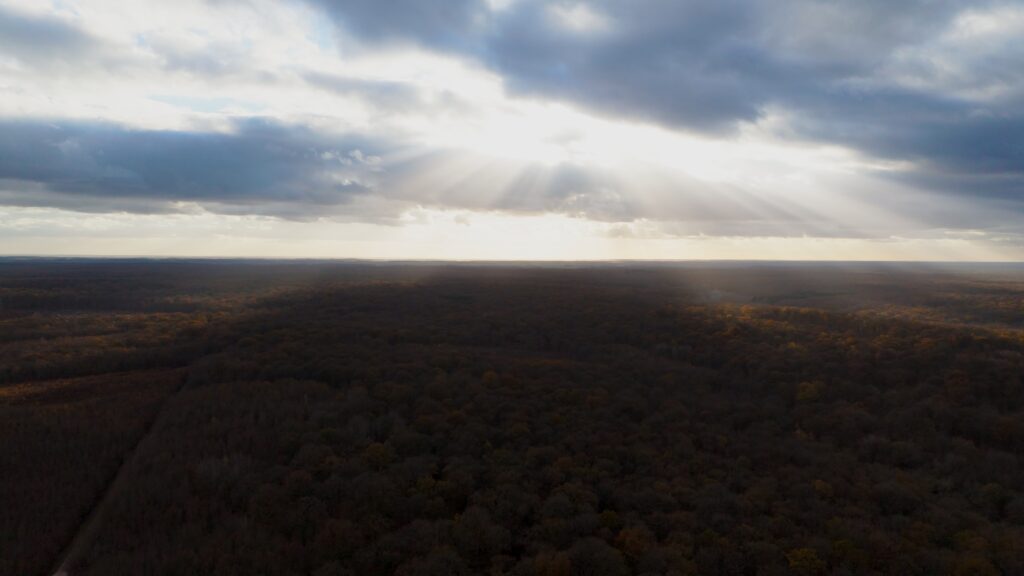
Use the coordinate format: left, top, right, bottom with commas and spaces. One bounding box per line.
6, 256, 1024, 271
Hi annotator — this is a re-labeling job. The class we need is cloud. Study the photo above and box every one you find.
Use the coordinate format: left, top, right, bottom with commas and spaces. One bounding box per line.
1, 0, 1023, 254
304, 72, 433, 111
0, 118, 645, 223
304, 0, 977, 128
306, 0, 490, 49
0, 4, 104, 67
0, 119, 382, 216
783, 88, 1024, 202
0, 117, 815, 233
0, 111, 1018, 240
304, 0, 1024, 201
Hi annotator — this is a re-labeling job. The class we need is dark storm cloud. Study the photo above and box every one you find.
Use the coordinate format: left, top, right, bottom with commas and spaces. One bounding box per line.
305, 0, 977, 128
863, 114, 1024, 178
786, 89, 1024, 201
305, 0, 488, 49
0, 119, 379, 215
486, 0, 767, 132
0, 5, 101, 65
306, 0, 1024, 199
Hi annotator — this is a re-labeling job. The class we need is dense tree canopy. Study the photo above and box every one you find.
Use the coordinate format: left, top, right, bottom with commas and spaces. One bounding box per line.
2, 262, 1023, 576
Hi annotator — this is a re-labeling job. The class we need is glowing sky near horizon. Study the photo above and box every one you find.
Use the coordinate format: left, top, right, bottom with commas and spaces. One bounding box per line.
1, 0, 1022, 260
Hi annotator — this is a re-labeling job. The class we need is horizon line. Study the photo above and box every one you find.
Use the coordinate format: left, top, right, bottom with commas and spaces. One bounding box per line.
2, 255, 1024, 266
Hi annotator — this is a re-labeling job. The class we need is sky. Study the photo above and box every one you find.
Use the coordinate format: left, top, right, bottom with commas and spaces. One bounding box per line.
1, 0, 1022, 260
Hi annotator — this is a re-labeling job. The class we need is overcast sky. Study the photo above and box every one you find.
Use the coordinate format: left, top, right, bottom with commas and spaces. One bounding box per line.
1, 0, 1022, 260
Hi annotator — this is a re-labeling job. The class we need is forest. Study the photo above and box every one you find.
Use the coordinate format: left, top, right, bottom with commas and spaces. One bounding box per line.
2, 259, 1024, 576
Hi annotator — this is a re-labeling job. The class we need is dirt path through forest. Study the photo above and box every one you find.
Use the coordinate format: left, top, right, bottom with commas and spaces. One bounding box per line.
49, 372, 188, 576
